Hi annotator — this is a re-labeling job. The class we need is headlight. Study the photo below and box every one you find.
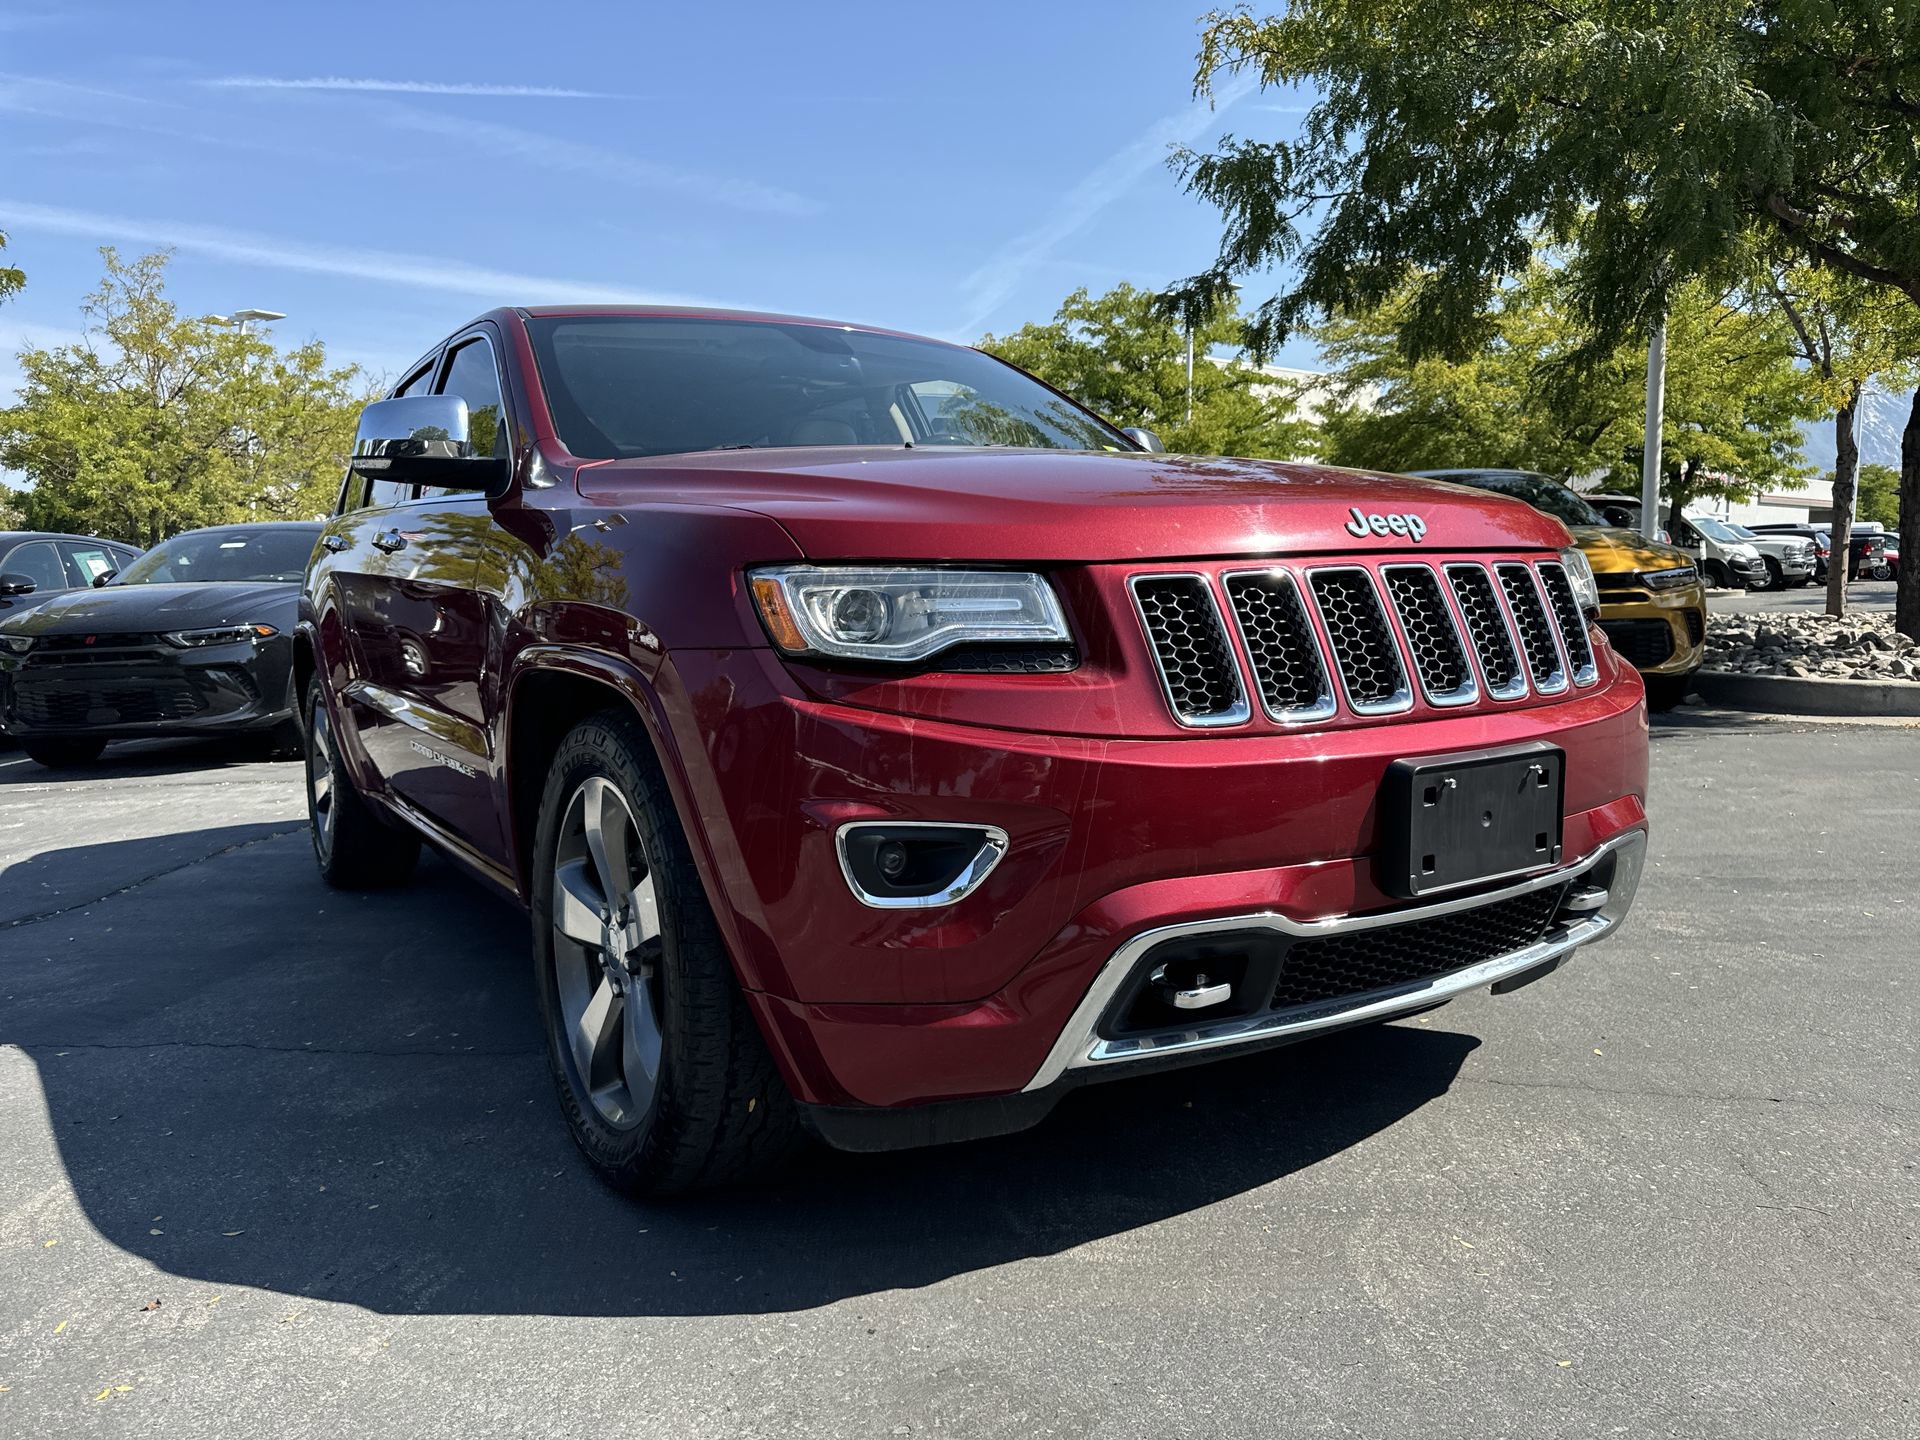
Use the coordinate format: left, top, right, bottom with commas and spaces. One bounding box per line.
1641, 565, 1698, 591
1557, 548, 1600, 613
748, 566, 1069, 662
0, 633, 33, 656
162, 623, 278, 648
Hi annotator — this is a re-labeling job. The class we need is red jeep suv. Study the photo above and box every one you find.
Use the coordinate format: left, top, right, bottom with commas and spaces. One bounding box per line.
299, 307, 1650, 1193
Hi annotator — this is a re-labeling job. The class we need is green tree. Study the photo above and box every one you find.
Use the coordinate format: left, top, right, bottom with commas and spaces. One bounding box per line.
0, 229, 22, 307
1763, 266, 1919, 611
0, 249, 365, 546
1315, 268, 1819, 518
981, 283, 1314, 458
1855, 463, 1901, 530
1170, 2, 1920, 634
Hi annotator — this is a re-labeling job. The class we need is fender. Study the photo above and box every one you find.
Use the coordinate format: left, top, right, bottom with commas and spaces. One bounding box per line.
499, 642, 780, 996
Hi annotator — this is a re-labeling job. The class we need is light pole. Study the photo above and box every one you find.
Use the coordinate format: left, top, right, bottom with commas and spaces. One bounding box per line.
209, 307, 286, 338
1639, 314, 1666, 541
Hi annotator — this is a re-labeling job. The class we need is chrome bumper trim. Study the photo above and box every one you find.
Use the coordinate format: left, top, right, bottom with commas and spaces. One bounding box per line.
1021, 828, 1647, 1093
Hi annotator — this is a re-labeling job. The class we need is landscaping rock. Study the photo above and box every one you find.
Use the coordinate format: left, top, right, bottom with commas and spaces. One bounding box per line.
1698, 611, 1920, 684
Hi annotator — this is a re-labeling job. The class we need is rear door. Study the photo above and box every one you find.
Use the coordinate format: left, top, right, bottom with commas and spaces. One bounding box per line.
333, 331, 509, 860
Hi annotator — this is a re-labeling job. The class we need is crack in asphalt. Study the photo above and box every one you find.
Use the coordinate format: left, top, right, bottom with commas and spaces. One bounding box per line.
2, 1039, 542, 1059
1, 824, 308, 930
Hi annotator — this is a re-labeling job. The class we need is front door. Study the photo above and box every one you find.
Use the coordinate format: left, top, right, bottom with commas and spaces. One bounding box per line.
332, 331, 513, 859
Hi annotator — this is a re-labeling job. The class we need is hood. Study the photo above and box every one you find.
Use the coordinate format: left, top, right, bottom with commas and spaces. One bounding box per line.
1570, 527, 1698, 574
579, 448, 1573, 561
0, 581, 299, 636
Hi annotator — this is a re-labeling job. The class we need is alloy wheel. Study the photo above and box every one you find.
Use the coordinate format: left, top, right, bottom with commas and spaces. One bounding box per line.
550, 775, 665, 1129
307, 697, 337, 863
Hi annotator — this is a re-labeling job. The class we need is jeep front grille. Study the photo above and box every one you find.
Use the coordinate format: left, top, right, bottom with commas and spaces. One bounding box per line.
1536, 562, 1598, 685
1308, 568, 1411, 714
1495, 563, 1568, 693
1129, 573, 1249, 727
1128, 556, 1596, 729
1222, 570, 1334, 722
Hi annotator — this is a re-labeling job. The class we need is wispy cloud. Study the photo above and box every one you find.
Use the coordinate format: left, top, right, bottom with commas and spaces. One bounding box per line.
953, 75, 1258, 340
376, 105, 819, 217
0, 200, 730, 306
202, 76, 626, 99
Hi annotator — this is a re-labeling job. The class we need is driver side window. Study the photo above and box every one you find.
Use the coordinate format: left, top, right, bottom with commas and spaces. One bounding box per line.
3, 541, 69, 592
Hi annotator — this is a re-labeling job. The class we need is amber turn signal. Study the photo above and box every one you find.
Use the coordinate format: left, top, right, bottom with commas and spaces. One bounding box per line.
749, 574, 809, 653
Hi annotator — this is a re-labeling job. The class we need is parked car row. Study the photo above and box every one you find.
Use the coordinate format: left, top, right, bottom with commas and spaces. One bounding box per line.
1412, 471, 1707, 710
0, 524, 314, 767
0, 530, 144, 616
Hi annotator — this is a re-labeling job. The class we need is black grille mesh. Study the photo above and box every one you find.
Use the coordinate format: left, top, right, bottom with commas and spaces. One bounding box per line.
1132, 576, 1243, 723
14, 679, 204, 728
1225, 571, 1329, 716
1310, 570, 1406, 708
1496, 564, 1564, 686
1383, 566, 1470, 698
1537, 564, 1596, 678
1271, 884, 1566, 1011
1598, 618, 1676, 668
1447, 566, 1522, 693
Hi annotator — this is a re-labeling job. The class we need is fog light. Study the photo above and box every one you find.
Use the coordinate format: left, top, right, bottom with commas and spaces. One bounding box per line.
835, 822, 1010, 909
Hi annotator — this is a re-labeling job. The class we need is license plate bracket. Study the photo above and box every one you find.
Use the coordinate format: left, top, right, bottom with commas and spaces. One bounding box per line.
1380, 743, 1564, 898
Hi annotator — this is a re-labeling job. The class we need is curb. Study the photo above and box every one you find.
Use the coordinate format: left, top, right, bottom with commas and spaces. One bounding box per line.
1691, 668, 1920, 717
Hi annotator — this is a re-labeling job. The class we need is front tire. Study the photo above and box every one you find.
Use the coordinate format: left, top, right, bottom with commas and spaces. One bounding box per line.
531, 708, 800, 1196
1703, 560, 1731, 589
23, 738, 106, 769
304, 677, 420, 888
1756, 558, 1782, 591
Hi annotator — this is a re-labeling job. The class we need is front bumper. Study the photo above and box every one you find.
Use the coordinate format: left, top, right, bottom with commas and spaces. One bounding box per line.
0, 636, 295, 739
1594, 593, 1706, 676
665, 645, 1650, 1123
801, 829, 1647, 1150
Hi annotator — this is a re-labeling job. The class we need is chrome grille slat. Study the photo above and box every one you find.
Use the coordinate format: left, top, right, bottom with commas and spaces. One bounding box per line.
1128, 573, 1249, 727
1444, 564, 1529, 700
1537, 562, 1598, 686
1307, 568, 1412, 716
1496, 563, 1568, 693
1381, 564, 1477, 707
1222, 570, 1335, 723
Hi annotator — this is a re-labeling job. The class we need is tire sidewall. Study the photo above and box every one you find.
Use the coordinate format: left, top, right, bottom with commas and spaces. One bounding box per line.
530, 719, 680, 1178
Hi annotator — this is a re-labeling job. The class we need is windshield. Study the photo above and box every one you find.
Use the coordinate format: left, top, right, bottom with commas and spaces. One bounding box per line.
526, 316, 1132, 460
1689, 516, 1742, 544
112, 527, 322, 585
1442, 472, 1604, 527
1728, 525, 1758, 540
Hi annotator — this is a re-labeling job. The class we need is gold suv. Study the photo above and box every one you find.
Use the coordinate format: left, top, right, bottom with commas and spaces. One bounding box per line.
1411, 470, 1707, 710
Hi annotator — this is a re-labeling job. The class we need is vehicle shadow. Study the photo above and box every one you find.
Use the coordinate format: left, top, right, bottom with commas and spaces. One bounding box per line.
2, 824, 1479, 1318
0, 735, 289, 782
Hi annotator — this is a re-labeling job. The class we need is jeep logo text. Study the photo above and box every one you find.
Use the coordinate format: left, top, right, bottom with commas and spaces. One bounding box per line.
1345, 507, 1427, 542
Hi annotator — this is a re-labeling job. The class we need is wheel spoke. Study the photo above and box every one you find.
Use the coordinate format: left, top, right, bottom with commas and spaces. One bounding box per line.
582, 777, 633, 906
552, 858, 606, 947
628, 870, 660, 948
622, 978, 662, 1116
571, 975, 623, 1097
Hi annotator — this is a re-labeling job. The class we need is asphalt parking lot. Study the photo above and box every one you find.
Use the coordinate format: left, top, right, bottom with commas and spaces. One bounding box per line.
1, 714, 1916, 1439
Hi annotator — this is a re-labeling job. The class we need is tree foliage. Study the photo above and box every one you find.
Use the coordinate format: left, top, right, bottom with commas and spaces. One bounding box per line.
1315, 267, 1821, 521
1854, 463, 1901, 530
1169, 0, 1920, 630
980, 283, 1314, 458
0, 229, 22, 308
0, 249, 366, 546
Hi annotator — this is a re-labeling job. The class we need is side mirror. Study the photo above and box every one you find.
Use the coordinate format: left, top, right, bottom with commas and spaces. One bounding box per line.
1121, 426, 1164, 453
349, 395, 512, 498
92, 570, 117, 588
0, 572, 36, 597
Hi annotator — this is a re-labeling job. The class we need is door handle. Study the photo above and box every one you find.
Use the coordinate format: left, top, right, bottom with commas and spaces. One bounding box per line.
372, 530, 409, 554
321, 534, 350, 553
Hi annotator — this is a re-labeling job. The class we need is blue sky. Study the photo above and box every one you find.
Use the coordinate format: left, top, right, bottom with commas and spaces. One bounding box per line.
0, 0, 1316, 398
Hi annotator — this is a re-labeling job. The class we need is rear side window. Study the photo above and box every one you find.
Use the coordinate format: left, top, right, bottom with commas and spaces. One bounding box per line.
60, 541, 123, 587
3, 540, 68, 592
